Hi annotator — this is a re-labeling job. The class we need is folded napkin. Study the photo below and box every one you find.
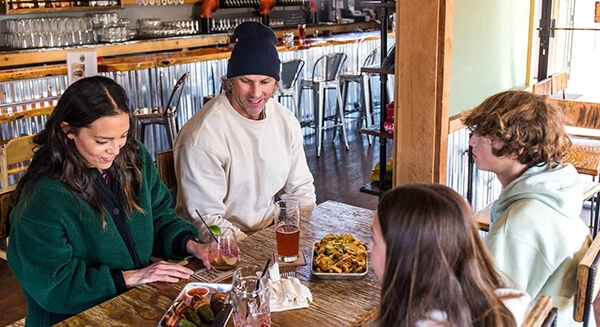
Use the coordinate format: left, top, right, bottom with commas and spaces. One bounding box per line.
290, 277, 312, 304
267, 263, 312, 312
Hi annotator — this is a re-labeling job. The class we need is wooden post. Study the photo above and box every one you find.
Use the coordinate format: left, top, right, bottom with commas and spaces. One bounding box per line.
393, 0, 453, 185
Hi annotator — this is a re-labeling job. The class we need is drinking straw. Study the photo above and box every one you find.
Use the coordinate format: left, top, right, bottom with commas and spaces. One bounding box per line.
195, 209, 219, 243
256, 258, 271, 291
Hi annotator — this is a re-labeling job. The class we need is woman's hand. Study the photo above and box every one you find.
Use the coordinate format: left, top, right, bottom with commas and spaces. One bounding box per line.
122, 261, 194, 288
186, 240, 213, 270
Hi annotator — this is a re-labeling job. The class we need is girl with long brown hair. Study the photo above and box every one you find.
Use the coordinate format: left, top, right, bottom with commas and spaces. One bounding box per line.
370, 183, 530, 326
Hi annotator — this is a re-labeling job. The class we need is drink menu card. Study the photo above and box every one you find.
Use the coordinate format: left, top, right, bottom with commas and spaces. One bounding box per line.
193, 268, 234, 283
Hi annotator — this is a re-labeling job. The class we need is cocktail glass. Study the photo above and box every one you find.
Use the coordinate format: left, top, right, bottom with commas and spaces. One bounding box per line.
208, 227, 240, 271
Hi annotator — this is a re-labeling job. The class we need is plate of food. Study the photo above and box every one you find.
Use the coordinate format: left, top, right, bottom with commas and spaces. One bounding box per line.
158, 282, 232, 327
310, 233, 369, 279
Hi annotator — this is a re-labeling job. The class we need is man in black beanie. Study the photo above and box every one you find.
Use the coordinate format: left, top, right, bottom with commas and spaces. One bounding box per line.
174, 22, 316, 242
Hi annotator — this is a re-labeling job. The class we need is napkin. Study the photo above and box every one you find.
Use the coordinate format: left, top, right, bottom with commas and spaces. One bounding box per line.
267, 272, 312, 312
290, 277, 312, 304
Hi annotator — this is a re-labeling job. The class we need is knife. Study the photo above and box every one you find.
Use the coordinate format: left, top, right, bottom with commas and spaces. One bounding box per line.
212, 303, 233, 327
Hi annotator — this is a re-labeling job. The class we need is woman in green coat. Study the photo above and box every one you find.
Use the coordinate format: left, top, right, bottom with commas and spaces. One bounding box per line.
7, 76, 211, 326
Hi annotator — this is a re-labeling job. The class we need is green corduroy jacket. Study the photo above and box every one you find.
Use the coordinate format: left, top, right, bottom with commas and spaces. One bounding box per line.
7, 143, 198, 326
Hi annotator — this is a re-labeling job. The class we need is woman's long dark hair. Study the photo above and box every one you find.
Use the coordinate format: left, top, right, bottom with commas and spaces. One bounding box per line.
377, 184, 516, 327
13, 76, 143, 227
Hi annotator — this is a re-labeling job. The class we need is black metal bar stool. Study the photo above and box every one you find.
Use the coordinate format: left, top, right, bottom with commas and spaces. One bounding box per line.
134, 72, 190, 149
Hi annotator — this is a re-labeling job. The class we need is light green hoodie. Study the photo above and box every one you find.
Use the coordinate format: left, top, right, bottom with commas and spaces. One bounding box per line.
487, 163, 592, 327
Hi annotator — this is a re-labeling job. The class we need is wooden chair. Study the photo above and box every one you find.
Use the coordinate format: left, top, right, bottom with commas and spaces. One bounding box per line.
574, 232, 600, 327
0, 134, 36, 260
551, 98, 600, 235
551, 99, 600, 131
155, 150, 176, 190
0, 134, 36, 194
0, 192, 13, 260
551, 71, 568, 99
532, 78, 552, 96
522, 295, 555, 327
583, 180, 600, 237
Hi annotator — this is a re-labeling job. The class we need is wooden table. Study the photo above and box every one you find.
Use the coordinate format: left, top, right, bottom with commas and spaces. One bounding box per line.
55, 201, 380, 327
475, 201, 493, 232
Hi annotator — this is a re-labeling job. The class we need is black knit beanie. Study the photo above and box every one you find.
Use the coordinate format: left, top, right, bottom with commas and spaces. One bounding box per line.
227, 22, 281, 81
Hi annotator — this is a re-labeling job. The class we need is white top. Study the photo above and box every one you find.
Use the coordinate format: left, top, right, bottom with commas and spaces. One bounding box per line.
415, 288, 531, 327
173, 93, 316, 241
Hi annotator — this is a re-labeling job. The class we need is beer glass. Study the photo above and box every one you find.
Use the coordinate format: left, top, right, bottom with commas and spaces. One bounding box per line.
297, 24, 306, 46
274, 200, 300, 263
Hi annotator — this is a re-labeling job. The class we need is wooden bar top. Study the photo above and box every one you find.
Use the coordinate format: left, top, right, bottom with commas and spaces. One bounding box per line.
55, 200, 381, 327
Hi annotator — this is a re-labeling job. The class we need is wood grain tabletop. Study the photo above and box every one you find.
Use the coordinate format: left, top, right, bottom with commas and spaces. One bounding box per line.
54, 200, 380, 327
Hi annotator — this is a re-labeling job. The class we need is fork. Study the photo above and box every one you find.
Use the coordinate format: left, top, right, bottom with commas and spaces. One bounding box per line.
281, 270, 296, 278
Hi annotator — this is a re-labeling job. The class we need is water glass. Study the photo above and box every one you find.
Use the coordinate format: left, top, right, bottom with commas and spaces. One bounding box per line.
231, 265, 271, 327
283, 32, 294, 47
274, 200, 300, 263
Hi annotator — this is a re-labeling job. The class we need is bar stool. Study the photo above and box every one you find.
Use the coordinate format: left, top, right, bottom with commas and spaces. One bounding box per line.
339, 48, 378, 129
133, 72, 190, 149
277, 59, 305, 117
298, 53, 349, 157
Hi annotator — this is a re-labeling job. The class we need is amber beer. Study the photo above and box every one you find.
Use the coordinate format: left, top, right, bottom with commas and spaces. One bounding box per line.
297, 24, 306, 46
274, 200, 300, 262
276, 225, 299, 257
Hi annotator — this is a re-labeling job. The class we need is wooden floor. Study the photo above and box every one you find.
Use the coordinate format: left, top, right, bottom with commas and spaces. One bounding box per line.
0, 119, 599, 326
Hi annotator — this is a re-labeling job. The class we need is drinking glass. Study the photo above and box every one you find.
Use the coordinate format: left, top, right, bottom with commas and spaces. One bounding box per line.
208, 227, 240, 271
231, 265, 271, 327
274, 200, 300, 263
283, 32, 294, 47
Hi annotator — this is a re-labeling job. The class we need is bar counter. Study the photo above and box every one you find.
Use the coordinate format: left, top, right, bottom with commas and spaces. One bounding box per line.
0, 21, 378, 74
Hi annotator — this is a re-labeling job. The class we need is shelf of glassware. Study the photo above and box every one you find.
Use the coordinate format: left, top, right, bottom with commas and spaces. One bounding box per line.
121, 0, 196, 5
1, 0, 123, 14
